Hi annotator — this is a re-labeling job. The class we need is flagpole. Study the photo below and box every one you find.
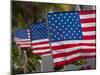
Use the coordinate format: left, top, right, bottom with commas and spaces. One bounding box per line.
22, 49, 28, 73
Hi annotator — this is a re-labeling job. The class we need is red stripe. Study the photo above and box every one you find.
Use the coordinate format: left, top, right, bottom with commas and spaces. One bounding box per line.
32, 41, 49, 45
79, 10, 96, 15
54, 56, 81, 67
53, 49, 96, 58
83, 35, 96, 40
82, 27, 96, 31
17, 44, 31, 45
33, 46, 50, 50
52, 43, 95, 50
54, 55, 96, 67
80, 18, 96, 23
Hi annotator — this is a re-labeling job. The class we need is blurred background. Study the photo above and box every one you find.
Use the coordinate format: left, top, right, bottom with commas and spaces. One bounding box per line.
11, 1, 96, 75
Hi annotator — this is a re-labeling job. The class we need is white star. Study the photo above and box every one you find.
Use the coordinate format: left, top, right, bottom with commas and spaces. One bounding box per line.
48, 15, 50, 17
56, 26, 58, 29
60, 13, 63, 16
72, 19, 74, 21
75, 12, 78, 15
68, 25, 70, 27
66, 34, 68, 36
79, 30, 81, 32
63, 31, 65, 33
49, 21, 51, 23
67, 19, 69, 21
58, 17, 60, 19
62, 25, 64, 28
64, 22, 67, 24
69, 36, 71, 38
57, 32, 59, 34
71, 13, 73, 15
54, 35, 56, 38
64, 16, 66, 19
50, 27, 52, 29
75, 21, 77, 24
76, 33, 79, 35
70, 22, 72, 24
68, 30, 71, 33
74, 30, 76, 33
55, 20, 57, 23
52, 24, 55, 26
59, 29, 62, 31
66, 13, 68, 15
74, 16, 76, 18
58, 38, 60, 40
77, 18, 79, 21
61, 19, 63, 22
72, 33, 74, 36
53, 29, 56, 32
54, 14, 56, 16
64, 37, 66, 39
71, 28, 73, 30
69, 16, 71, 18
51, 17, 54, 20
59, 23, 61, 25
51, 33, 53, 35
65, 28, 67, 30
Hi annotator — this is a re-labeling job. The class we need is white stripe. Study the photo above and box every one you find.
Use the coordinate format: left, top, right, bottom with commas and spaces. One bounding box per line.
83, 31, 95, 35
81, 52, 96, 56
41, 53, 51, 57
16, 41, 31, 44
80, 14, 95, 19
81, 22, 95, 27
32, 49, 51, 53
32, 39, 48, 43
52, 46, 95, 54
54, 52, 95, 63
51, 40, 95, 46
14, 38, 30, 41
32, 44, 50, 48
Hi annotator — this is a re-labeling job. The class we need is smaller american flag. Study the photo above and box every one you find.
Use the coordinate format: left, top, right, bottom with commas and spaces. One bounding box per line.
14, 28, 31, 48
28, 22, 51, 55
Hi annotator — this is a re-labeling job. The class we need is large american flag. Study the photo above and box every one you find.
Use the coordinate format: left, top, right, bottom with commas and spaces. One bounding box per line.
14, 28, 31, 48
48, 10, 96, 67
28, 22, 51, 55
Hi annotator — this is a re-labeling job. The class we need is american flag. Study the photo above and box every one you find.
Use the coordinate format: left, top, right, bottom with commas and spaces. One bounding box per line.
48, 10, 96, 67
14, 28, 31, 48
28, 22, 51, 55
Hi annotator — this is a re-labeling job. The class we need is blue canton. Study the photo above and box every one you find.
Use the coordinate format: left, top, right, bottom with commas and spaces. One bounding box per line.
15, 28, 29, 39
28, 22, 48, 40
48, 11, 83, 42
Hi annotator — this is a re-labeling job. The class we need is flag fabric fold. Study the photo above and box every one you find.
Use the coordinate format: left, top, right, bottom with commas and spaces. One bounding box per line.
47, 10, 96, 67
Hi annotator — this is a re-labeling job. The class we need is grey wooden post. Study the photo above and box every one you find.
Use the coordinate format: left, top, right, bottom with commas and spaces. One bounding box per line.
22, 50, 28, 73
40, 54, 54, 72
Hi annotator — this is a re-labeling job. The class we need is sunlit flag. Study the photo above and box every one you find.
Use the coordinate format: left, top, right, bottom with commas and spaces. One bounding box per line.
48, 10, 96, 67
